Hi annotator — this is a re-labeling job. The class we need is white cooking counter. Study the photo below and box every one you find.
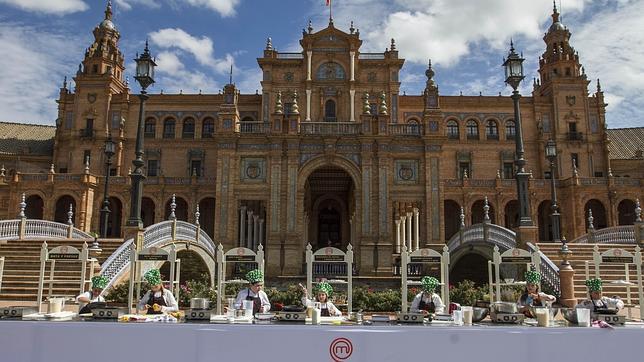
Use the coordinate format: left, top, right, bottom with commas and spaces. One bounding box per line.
0, 320, 642, 362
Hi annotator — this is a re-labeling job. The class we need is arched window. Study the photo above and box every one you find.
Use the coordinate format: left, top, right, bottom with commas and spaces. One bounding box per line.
466, 120, 479, 140
505, 120, 516, 140
316, 62, 346, 80
486, 120, 499, 140
202, 118, 215, 138
241, 117, 255, 122
163, 118, 176, 139
447, 120, 459, 139
144, 118, 156, 138
407, 119, 420, 135
182, 117, 195, 139
324, 100, 336, 122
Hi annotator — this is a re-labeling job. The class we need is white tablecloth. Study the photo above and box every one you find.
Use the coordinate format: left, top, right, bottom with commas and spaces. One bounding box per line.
0, 320, 642, 362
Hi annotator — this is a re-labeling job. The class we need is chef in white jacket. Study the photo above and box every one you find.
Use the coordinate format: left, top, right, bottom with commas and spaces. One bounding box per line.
76, 275, 107, 313
410, 276, 445, 314
576, 278, 624, 314
300, 281, 342, 317
234, 269, 271, 314
137, 269, 178, 314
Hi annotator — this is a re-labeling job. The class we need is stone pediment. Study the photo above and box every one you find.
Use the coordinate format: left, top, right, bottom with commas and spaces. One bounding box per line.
300, 23, 362, 51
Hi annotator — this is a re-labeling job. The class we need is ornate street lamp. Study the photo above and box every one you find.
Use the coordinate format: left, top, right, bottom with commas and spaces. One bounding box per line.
545, 139, 561, 243
99, 133, 116, 239
127, 41, 156, 227
503, 41, 533, 227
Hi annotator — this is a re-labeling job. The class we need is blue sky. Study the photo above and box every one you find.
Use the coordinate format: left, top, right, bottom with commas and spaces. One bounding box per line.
0, 0, 642, 129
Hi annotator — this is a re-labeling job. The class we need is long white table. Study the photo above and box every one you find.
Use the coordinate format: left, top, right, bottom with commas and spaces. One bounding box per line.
0, 320, 642, 362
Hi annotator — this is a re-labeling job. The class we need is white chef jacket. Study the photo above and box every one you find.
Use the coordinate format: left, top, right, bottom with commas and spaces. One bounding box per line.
410, 292, 445, 314
234, 288, 271, 313
576, 296, 624, 311
301, 296, 342, 316
75, 291, 105, 312
137, 289, 179, 313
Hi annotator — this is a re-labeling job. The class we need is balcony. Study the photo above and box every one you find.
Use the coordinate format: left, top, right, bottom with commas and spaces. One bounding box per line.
359, 53, 385, 60
238, 121, 270, 134
567, 131, 583, 141
388, 123, 422, 136
300, 122, 361, 135
276, 52, 303, 59
486, 134, 499, 140
79, 128, 95, 139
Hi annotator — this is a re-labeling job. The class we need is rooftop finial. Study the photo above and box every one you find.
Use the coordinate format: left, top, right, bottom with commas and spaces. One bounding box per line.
635, 199, 642, 222
195, 205, 200, 226
266, 37, 272, 51
587, 209, 595, 230
483, 197, 491, 223
390, 38, 396, 51
170, 194, 177, 220
460, 207, 465, 229
349, 21, 355, 34
67, 204, 74, 225
553, 0, 558, 14
510, 38, 515, 52
229, 63, 233, 85
19, 193, 26, 219
62, 76, 67, 90
597, 79, 602, 93
105, 0, 113, 21
425, 59, 435, 88
307, 19, 313, 34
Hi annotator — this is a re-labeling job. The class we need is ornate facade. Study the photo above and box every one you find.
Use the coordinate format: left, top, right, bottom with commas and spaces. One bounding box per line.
0, 3, 642, 277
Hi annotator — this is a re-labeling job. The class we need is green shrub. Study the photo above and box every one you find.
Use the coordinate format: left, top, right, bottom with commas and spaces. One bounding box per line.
449, 280, 486, 306
105, 282, 150, 303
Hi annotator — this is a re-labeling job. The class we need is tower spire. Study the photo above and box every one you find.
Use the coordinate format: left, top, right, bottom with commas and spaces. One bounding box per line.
105, 0, 113, 21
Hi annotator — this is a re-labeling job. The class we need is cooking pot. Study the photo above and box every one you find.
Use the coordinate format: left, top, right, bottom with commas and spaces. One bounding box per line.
190, 298, 210, 310
491, 302, 518, 314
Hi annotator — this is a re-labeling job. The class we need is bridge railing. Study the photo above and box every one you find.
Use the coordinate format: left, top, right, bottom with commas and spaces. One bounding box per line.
569, 225, 636, 244
0, 219, 92, 241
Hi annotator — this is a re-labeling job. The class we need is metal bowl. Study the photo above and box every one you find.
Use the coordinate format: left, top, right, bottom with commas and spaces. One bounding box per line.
561, 308, 579, 324
528, 306, 559, 320
190, 298, 210, 310
471, 307, 488, 322
491, 302, 518, 314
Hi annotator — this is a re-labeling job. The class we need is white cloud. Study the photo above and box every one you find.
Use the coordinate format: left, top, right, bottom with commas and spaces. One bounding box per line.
149, 28, 234, 75
0, 22, 83, 123
0, 0, 88, 14
182, 0, 240, 17
114, 0, 160, 11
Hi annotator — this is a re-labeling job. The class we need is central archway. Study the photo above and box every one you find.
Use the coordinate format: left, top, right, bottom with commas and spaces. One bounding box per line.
304, 166, 356, 250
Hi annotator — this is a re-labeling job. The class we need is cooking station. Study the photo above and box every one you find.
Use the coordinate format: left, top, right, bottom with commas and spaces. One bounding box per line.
0, 318, 642, 362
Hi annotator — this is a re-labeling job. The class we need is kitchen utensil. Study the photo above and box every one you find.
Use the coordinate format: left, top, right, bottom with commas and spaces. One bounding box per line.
452, 310, 463, 325
491, 302, 518, 314
471, 307, 488, 322
529, 306, 559, 320
190, 298, 210, 310
535, 308, 550, 327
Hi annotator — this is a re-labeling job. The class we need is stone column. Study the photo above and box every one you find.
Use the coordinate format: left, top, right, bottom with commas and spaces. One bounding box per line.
558, 247, 577, 307
413, 208, 420, 251
349, 51, 355, 81
258, 218, 265, 246
246, 210, 254, 249
306, 89, 312, 121
350, 90, 356, 122
307, 51, 313, 81
239, 206, 247, 247
406, 211, 413, 251
395, 219, 401, 254
400, 216, 406, 251
253, 215, 260, 251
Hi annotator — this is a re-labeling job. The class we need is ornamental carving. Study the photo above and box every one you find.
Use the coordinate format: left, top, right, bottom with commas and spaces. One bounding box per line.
394, 160, 419, 185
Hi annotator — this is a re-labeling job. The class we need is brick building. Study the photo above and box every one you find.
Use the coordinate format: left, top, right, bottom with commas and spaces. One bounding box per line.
0, 3, 641, 278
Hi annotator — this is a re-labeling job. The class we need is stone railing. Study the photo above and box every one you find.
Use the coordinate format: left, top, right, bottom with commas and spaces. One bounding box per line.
238, 121, 271, 134
276, 52, 304, 59
388, 124, 422, 136
300, 122, 361, 135
100, 220, 216, 290
0, 219, 92, 241
569, 225, 635, 244
359, 53, 385, 60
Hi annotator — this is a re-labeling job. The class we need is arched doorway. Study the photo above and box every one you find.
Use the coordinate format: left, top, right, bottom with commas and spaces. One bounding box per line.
107, 197, 122, 238
305, 166, 355, 249
585, 199, 607, 229
199, 197, 216, 239
471, 199, 495, 224
618, 199, 636, 225
504, 200, 520, 230
142, 197, 156, 227
54, 195, 76, 224
160, 249, 210, 285
324, 100, 336, 122
166, 197, 188, 221
444, 200, 461, 240
537, 200, 553, 241
450, 252, 489, 285
25, 195, 44, 219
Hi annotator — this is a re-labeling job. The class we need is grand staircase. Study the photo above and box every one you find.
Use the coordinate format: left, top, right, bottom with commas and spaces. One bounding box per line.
0, 239, 123, 301
537, 243, 641, 302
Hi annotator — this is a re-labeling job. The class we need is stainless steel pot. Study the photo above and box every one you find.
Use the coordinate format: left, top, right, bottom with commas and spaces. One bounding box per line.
491, 302, 518, 314
190, 298, 210, 310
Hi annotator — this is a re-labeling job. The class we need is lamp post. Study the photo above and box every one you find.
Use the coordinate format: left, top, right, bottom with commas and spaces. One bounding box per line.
503, 41, 533, 227
100, 134, 116, 238
126, 41, 156, 228
545, 139, 561, 243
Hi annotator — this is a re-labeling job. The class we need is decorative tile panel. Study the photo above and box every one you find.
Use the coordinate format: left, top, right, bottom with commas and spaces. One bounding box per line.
240, 157, 267, 182
394, 159, 419, 185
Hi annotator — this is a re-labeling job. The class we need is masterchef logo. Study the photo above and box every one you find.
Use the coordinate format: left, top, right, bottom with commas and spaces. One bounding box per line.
325, 247, 333, 256
237, 248, 245, 256
329, 337, 353, 361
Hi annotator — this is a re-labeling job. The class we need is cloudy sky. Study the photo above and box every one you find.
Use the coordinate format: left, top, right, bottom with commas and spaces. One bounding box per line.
0, 0, 642, 128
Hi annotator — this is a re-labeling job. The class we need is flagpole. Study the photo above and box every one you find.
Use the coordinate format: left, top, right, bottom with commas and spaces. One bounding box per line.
329, 0, 332, 23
